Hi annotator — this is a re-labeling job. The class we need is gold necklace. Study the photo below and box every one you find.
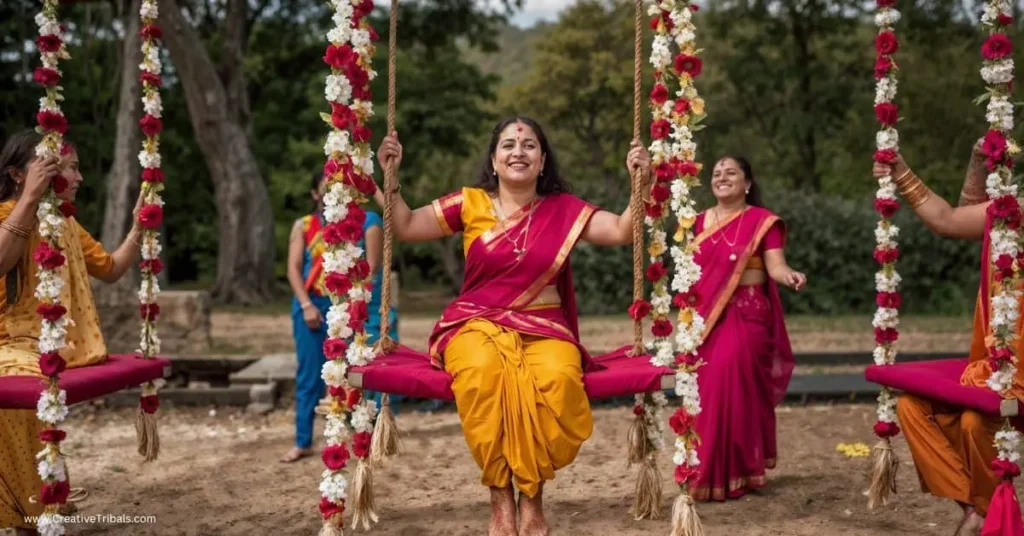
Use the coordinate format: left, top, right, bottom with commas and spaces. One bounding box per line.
493, 196, 540, 262
708, 205, 746, 261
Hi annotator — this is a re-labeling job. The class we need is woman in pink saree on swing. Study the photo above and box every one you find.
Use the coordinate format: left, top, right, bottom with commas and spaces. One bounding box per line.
372, 116, 651, 536
687, 155, 805, 501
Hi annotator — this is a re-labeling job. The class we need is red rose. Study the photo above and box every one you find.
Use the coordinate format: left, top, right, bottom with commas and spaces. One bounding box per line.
58, 201, 76, 219
982, 33, 1013, 60
995, 254, 1016, 278
33, 243, 65, 269
352, 84, 372, 102
140, 303, 160, 321
688, 4, 699, 10
323, 338, 349, 360
873, 420, 900, 438
139, 72, 163, 88
654, 162, 676, 182
36, 111, 68, 134
669, 408, 695, 435
997, 14, 1014, 26
349, 259, 371, 281
324, 159, 347, 180
873, 149, 898, 164
38, 352, 66, 377
650, 83, 669, 104
51, 174, 68, 195
988, 195, 1020, 220
138, 204, 164, 230
352, 431, 372, 458
983, 130, 1008, 161
354, 0, 375, 19
674, 54, 702, 77
322, 223, 345, 245
874, 103, 899, 126
662, 10, 675, 31
37, 303, 66, 322
40, 480, 70, 505
328, 385, 346, 398
875, 31, 899, 55
675, 352, 699, 367
651, 318, 673, 337
352, 126, 372, 143
646, 262, 668, 282
346, 388, 362, 409
33, 68, 61, 87
139, 114, 163, 136
142, 168, 164, 183
649, 15, 661, 31
325, 272, 353, 295
650, 119, 671, 140
338, 219, 363, 243
632, 404, 645, 416
873, 198, 900, 218
140, 394, 160, 414
321, 444, 351, 471
645, 201, 664, 218
139, 24, 163, 40
873, 246, 899, 265
876, 0, 895, 7
139, 258, 164, 275
38, 428, 66, 443
676, 160, 699, 177
651, 183, 671, 203
323, 44, 356, 70
349, 300, 369, 326
346, 65, 370, 92
874, 327, 898, 345
673, 290, 701, 309
319, 497, 344, 520
674, 464, 699, 485
628, 300, 652, 320
993, 459, 1021, 479
875, 291, 902, 309
36, 34, 62, 53
330, 103, 354, 129
346, 203, 367, 227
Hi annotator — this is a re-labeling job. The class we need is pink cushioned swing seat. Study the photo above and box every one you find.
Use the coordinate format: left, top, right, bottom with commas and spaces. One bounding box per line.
865, 358, 1023, 417
0, 354, 171, 409
348, 345, 675, 401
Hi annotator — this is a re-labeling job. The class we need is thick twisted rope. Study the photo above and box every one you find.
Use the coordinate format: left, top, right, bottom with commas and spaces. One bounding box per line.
375, 0, 399, 354
629, 0, 645, 356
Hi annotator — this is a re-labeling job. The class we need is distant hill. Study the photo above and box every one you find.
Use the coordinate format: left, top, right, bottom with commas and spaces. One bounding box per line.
461, 22, 552, 84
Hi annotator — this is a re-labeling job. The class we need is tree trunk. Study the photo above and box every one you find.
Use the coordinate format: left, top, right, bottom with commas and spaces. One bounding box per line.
218, 0, 252, 137
94, 0, 143, 353
160, 0, 276, 305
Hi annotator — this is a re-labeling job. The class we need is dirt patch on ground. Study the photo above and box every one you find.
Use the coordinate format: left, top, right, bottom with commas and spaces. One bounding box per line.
26, 403, 994, 536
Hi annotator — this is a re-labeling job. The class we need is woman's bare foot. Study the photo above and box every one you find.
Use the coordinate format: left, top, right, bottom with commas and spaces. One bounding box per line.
489, 485, 517, 536
279, 446, 314, 463
955, 507, 984, 536
518, 486, 549, 536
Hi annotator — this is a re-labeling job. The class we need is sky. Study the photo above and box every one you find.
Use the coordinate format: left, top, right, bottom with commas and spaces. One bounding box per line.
508, 0, 575, 27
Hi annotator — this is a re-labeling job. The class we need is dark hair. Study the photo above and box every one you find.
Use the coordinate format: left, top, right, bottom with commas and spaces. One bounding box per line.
474, 116, 571, 195
716, 154, 763, 207
311, 171, 325, 211
0, 130, 44, 202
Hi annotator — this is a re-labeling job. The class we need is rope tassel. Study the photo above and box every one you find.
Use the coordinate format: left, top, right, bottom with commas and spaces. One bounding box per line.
670, 494, 705, 536
867, 438, 898, 509
350, 459, 379, 531
369, 393, 401, 466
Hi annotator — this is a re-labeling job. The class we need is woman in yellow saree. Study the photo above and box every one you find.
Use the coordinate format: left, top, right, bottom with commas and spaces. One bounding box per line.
0, 131, 145, 535
372, 116, 651, 536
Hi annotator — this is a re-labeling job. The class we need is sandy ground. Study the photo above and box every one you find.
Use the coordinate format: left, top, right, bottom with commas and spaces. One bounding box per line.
14, 403, 998, 536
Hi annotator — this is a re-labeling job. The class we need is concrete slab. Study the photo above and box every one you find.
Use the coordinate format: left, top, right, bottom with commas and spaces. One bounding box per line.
229, 353, 296, 384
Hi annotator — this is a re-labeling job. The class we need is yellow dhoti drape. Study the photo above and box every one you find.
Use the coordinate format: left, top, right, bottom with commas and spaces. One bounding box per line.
0, 200, 114, 529
443, 319, 593, 497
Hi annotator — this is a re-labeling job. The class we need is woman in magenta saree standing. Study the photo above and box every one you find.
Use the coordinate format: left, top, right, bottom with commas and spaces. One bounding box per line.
688, 155, 805, 501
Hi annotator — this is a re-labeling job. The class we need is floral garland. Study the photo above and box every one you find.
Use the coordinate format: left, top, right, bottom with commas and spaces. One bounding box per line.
869, 0, 902, 444
136, 0, 166, 422
977, 0, 1023, 492
32, 2, 73, 534
647, 0, 706, 496
316, 0, 380, 530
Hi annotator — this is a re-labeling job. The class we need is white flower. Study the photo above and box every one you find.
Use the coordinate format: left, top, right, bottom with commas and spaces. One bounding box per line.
350, 401, 377, 433
875, 270, 902, 293
37, 456, 66, 482
347, 285, 371, 303
875, 77, 898, 105
350, 29, 371, 49
872, 307, 900, 329
142, 92, 163, 118
875, 128, 899, 150
323, 130, 351, 156
325, 74, 353, 104
140, 0, 159, 20
982, 59, 1015, 85
138, 150, 161, 169
649, 36, 673, 70
987, 95, 1014, 132
36, 512, 65, 536
319, 471, 348, 502
874, 9, 901, 27
325, 414, 348, 445
36, 390, 68, 424
345, 341, 376, 367
321, 359, 348, 387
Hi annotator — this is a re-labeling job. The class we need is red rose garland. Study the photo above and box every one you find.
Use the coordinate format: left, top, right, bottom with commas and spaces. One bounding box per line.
134, 0, 166, 462
32, 2, 73, 534
867, 0, 903, 510
317, 0, 381, 532
976, 1, 1024, 532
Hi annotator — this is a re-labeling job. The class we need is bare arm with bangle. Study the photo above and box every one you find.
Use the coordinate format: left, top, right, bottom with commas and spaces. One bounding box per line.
0, 157, 58, 276
872, 151, 990, 241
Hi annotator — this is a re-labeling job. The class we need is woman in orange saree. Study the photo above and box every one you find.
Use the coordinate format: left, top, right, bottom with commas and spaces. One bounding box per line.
0, 131, 145, 535
372, 116, 650, 536
685, 156, 804, 501
873, 141, 1023, 535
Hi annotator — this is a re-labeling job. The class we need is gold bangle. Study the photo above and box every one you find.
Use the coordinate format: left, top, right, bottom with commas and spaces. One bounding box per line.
893, 168, 912, 184
0, 221, 30, 239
